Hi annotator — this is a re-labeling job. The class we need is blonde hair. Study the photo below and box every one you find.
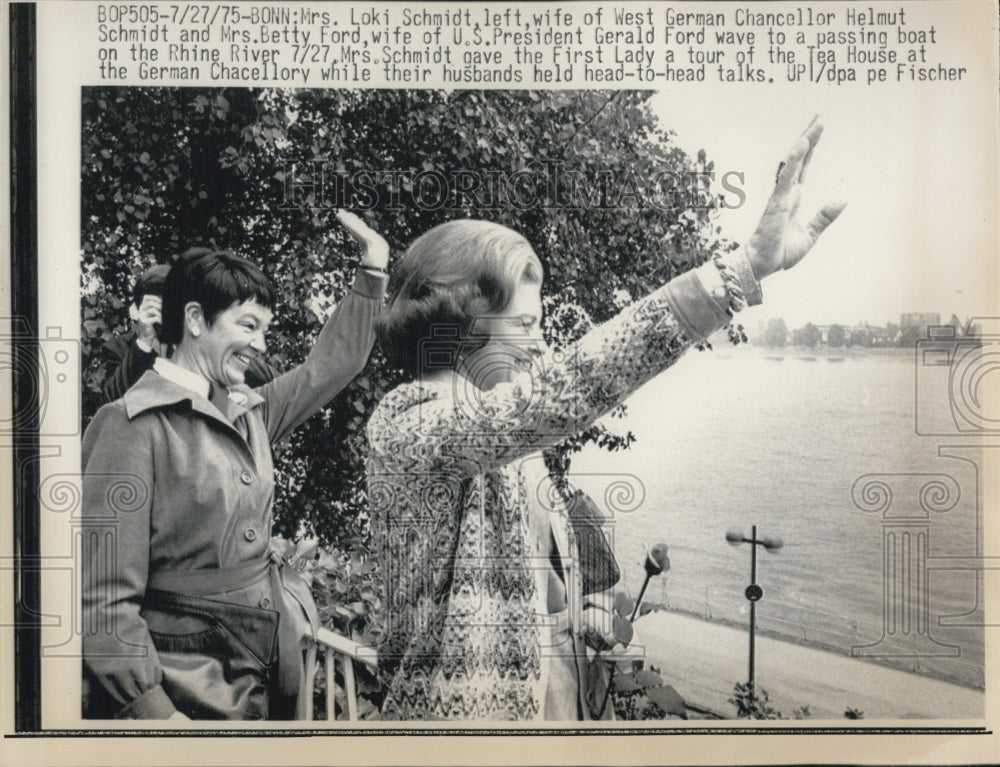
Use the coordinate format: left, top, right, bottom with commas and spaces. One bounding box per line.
378, 220, 543, 376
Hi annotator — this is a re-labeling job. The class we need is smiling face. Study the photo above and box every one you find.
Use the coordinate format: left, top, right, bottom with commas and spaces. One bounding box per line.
463, 277, 547, 391
185, 299, 273, 388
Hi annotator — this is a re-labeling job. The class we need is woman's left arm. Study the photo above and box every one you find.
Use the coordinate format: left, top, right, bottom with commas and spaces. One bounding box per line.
258, 212, 389, 444
368, 118, 845, 476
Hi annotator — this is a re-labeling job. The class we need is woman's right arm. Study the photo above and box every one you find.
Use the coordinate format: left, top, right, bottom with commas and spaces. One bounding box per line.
82, 405, 178, 719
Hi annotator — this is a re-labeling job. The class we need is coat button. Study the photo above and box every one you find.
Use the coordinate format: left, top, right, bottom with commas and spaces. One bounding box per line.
240, 471, 254, 485
244, 528, 257, 542
259, 596, 271, 608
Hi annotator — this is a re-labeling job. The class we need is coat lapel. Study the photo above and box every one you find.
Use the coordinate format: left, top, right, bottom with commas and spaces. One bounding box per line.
123, 370, 264, 450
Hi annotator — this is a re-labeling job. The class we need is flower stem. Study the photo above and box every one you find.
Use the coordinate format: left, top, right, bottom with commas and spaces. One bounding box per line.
630, 573, 652, 622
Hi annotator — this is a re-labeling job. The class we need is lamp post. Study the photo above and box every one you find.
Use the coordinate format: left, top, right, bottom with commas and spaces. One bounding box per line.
725, 525, 783, 703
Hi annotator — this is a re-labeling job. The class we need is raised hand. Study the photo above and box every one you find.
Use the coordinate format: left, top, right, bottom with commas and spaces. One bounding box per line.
745, 116, 847, 281
336, 209, 390, 271
135, 294, 162, 351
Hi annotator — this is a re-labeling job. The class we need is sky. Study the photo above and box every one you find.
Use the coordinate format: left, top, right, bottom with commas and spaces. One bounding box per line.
649, 13, 998, 329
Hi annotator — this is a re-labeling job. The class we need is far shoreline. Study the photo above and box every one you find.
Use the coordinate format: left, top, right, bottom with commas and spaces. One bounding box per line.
725, 343, 919, 360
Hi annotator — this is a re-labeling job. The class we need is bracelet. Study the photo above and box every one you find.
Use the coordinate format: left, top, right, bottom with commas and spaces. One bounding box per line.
711, 253, 747, 316
731, 246, 764, 306
359, 263, 388, 274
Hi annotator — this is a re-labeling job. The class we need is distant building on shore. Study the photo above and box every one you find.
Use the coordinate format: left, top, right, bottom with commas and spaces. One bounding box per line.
753, 312, 977, 349
901, 312, 942, 333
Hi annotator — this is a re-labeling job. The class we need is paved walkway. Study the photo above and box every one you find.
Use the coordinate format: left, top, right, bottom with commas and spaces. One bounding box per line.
628, 611, 984, 720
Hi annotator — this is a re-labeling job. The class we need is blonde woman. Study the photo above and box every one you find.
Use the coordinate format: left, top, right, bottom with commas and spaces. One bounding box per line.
368, 119, 845, 720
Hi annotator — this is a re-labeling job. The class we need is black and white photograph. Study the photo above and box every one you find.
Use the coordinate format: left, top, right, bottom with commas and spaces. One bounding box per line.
4, 0, 999, 764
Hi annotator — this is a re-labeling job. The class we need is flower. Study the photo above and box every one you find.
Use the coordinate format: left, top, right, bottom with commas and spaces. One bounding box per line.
645, 543, 670, 576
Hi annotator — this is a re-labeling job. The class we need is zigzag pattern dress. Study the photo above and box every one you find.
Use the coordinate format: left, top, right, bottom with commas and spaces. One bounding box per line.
367, 252, 760, 720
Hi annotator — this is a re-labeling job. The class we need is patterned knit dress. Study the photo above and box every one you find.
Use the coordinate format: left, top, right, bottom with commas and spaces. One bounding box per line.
367, 252, 760, 720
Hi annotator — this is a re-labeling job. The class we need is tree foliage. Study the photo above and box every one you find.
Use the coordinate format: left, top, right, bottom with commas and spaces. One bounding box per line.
826, 323, 846, 347
898, 324, 924, 348
728, 682, 812, 720
793, 322, 822, 349
81, 87, 735, 549
762, 317, 789, 347
850, 326, 873, 347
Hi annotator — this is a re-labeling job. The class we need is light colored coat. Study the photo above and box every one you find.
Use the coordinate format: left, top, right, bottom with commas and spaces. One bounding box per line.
82, 270, 386, 719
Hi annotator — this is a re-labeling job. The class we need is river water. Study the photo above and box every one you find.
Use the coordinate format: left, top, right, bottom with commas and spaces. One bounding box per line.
569, 345, 986, 689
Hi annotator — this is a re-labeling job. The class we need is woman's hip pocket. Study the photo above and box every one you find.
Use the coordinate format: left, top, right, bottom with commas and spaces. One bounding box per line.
142, 588, 280, 719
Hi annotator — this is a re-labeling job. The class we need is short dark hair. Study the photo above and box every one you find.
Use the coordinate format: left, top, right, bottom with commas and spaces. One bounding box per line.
132, 264, 170, 308
160, 248, 275, 345
378, 220, 543, 377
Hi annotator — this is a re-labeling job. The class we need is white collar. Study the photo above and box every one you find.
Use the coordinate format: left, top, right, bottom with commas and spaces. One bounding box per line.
153, 357, 211, 400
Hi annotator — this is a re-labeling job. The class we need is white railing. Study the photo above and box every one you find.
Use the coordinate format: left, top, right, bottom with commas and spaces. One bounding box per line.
301, 628, 378, 721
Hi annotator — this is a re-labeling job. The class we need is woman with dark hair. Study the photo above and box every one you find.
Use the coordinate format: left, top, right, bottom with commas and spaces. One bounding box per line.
82, 212, 388, 720
367, 119, 846, 720
102, 251, 284, 404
